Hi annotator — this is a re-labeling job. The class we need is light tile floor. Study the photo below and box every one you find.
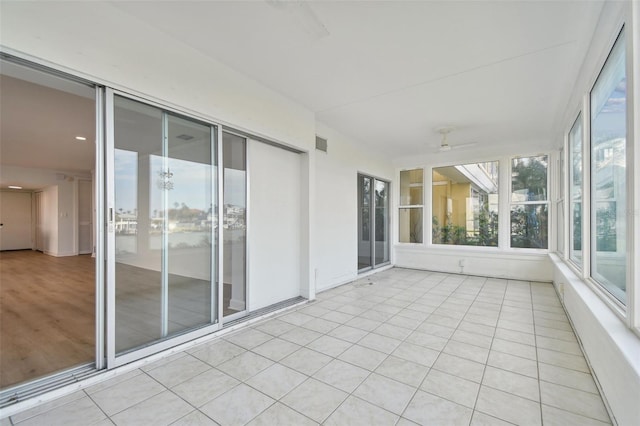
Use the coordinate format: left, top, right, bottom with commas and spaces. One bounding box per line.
3, 268, 612, 425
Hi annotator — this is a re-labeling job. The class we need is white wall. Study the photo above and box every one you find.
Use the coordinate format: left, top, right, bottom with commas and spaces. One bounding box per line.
0, 1, 315, 153
314, 121, 394, 292
40, 186, 58, 255
0, 165, 90, 256
248, 141, 302, 310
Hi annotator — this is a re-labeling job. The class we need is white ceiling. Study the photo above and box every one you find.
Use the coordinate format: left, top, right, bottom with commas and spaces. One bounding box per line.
112, 0, 604, 159
0, 1, 605, 175
0, 73, 95, 178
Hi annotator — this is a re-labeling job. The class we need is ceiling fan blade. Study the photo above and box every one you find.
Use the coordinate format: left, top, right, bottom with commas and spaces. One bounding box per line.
450, 142, 478, 150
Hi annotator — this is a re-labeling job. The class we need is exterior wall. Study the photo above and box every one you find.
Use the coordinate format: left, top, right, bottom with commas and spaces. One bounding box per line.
314, 121, 394, 292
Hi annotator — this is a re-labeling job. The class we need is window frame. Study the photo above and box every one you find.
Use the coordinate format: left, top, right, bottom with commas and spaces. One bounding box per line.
398, 168, 424, 244
568, 113, 584, 268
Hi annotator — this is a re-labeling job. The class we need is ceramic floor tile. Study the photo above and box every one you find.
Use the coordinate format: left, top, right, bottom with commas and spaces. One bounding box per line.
278, 311, 316, 326
386, 314, 423, 330
357, 332, 402, 354
415, 322, 455, 339
253, 319, 296, 337
538, 362, 598, 394
458, 320, 496, 337
251, 337, 301, 362
189, 340, 246, 367
246, 402, 317, 426
200, 384, 275, 426
85, 370, 143, 396
497, 319, 535, 334
172, 368, 240, 407
535, 335, 582, 356
324, 395, 399, 426
405, 330, 448, 351
541, 404, 611, 426
246, 364, 306, 399
534, 325, 577, 342
306, 334, 352, 357
443, 340, 489, 364
279, 347, 333, 376
224, 328, 273, 350
170, 410, 219, 425
421, 369, 480, 409
90, 373, 165, 416
375, 354, 430, 387
140, 353, 188, 372
279, 327, 322, 346
392, 342, 439, 367
338, 344, 388, 370
216, 351, 274, 381
451, 329, 493, 349
475, 386, 541, 426
432, 352, 486, 383
540, 381, 610, 423
301, 317, 340, 334
313, 359, 370, 393
321, 310, 355, 324
403, 390, 473, 426
537, 347, 589, 373
494, 327, 536, 346
353, 373, 416, 415
280, 378, 348, 423
326, 324, 368, 343
110, 390, 192, 426
146, 354, 211, 388
487, 350, 538, 378
298, 304, 332, 318
345, 316, 383, 332
17, 396, 106, 426
482, 366, 540, 402
491, 338, 537, 361
470, 411, 514, 426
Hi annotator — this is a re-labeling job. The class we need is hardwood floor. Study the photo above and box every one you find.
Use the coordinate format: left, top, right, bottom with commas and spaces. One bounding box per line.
0, 250, 95, 389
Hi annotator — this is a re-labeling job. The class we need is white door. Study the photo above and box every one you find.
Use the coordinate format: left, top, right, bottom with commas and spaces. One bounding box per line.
35, 191, 44, 251
0, 191, 32, 250
78, 179, 93, 254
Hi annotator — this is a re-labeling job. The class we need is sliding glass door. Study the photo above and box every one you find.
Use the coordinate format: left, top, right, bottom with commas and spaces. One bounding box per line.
107, 92, 219, 364
357, 174, 390, 272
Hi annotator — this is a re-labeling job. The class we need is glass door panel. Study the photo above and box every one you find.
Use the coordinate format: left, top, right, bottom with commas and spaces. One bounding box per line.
358, 174, 373, 271
374, 179, 390, 265
165, 114, 216, 333
222, 132, 247, 317
111, 94, 217, 356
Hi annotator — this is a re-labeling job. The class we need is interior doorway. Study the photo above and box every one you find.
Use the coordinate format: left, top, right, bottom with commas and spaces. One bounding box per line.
0, 58, 97, 389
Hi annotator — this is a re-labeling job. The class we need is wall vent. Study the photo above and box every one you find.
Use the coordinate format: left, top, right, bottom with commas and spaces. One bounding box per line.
315, 136, 328, 153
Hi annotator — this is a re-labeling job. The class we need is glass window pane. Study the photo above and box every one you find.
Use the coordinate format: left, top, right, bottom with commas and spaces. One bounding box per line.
400, 169, 423, 205
510, 204, 548, 249
590, 30, 627, 304
432, 162, 499, 246
399, 208, 423, 243
511, 156, 548, 202
569, 114, 583, 264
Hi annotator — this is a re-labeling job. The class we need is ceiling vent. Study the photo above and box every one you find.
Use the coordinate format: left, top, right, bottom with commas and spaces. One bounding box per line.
315, 136, 328, 153
176, 134, 194, 141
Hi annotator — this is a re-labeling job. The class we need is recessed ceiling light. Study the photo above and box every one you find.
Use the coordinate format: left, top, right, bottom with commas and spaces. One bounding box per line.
75, 136, 87, 141
8, 186, 22, 189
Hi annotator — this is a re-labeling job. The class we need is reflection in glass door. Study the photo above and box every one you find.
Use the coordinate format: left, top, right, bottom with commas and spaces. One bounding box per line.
108, 94, 217, 361
358, 174, 390, 272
